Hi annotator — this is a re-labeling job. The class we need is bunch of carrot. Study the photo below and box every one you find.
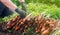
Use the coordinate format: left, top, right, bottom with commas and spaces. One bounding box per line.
33, 14, 59, 35
6, 14, 60, 35
6, 15, 32, 32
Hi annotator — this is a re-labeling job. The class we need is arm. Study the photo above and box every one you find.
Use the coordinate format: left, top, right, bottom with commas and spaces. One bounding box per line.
0, 0, 17, 11
0, 0, 26, 18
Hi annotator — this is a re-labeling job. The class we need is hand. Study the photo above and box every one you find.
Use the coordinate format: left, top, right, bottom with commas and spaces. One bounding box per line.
15, 8, 26, 18
21, 2, 26, 12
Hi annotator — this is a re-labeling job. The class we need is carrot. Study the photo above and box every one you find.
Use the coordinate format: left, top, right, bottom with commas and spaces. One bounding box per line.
36, 29, 40, 33
42, 28, 49, 35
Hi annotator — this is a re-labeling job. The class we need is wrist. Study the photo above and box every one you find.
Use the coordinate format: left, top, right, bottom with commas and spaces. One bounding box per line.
15, 8, 26, 18
15, 8, 19, 12
21, 2, 26, 12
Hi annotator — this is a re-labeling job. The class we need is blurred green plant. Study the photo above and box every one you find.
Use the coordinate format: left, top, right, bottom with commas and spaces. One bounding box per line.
25, 27, 36, 35
12, 0, 20, 6
12, 0, 60, 7
3, 13, 18, 22
26, 3, 60, 19
51, 28, 60, 35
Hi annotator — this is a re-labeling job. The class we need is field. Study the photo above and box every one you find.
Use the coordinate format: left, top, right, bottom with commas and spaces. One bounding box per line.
0, 0, 60, 35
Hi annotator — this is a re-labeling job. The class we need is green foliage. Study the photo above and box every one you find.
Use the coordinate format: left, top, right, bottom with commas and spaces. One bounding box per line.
3, 13, 18, 22
25, 0, 60, 7
0, 18, 3, 23
26, 3, 60, 19
52, 28, 60, 35
26, 27, 35, 35
11, 0, 60, 7
12, 0, 20, 6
